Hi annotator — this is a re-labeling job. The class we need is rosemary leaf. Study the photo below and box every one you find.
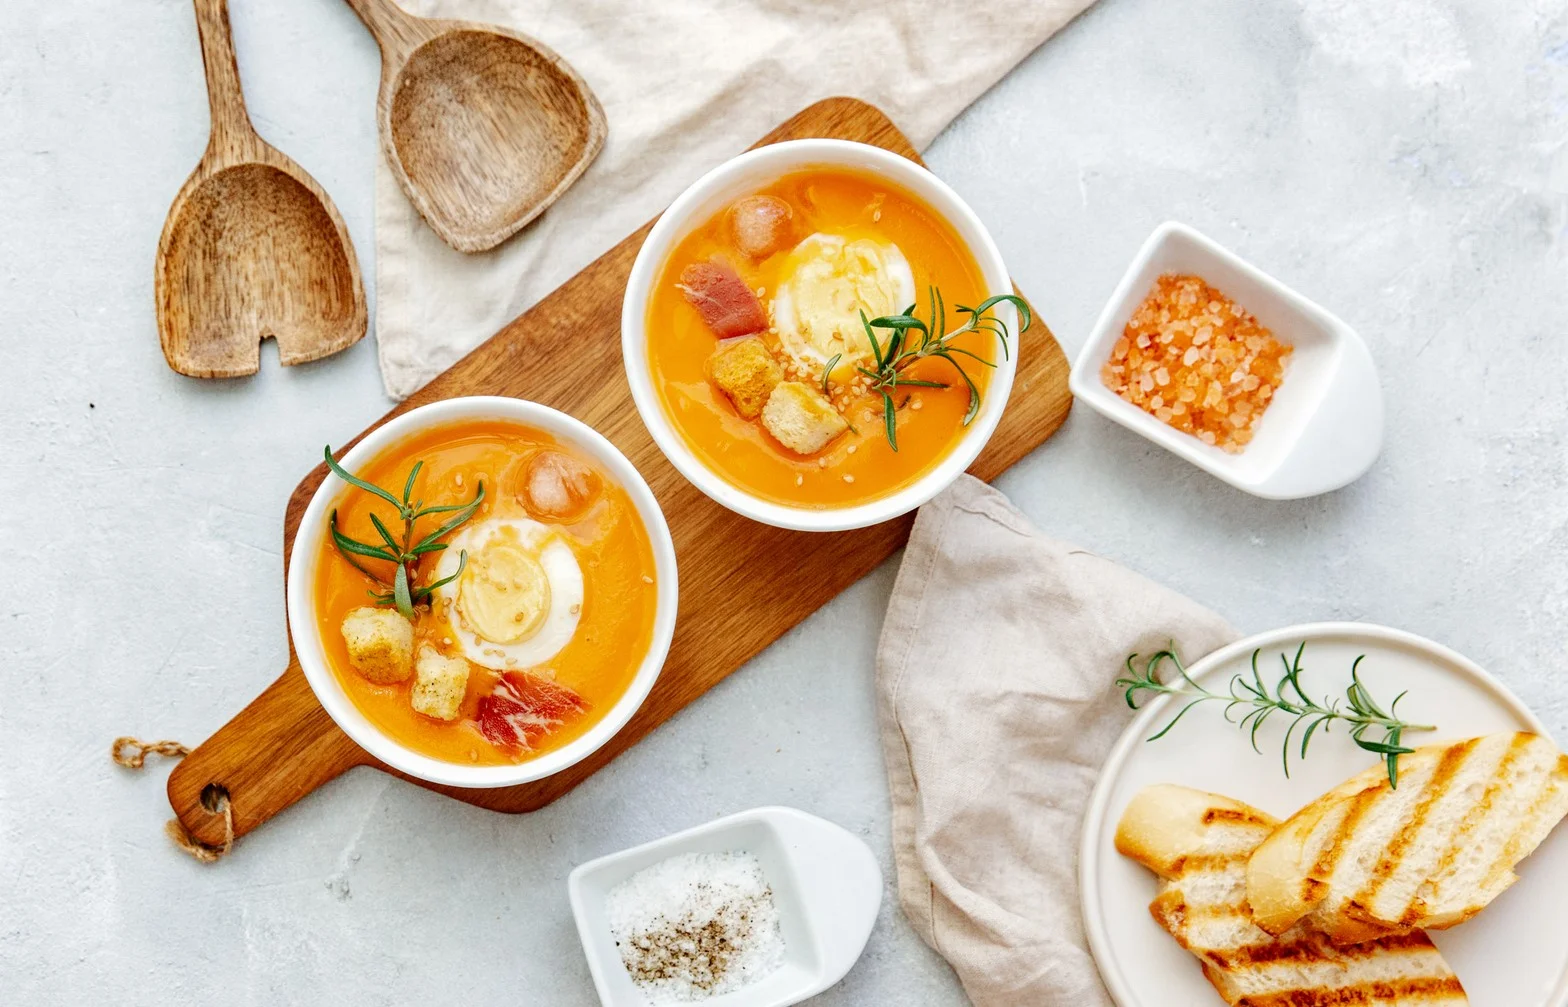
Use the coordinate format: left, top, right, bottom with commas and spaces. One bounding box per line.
323, 447, 403, 509
412, 550, 467, 602
414, 482, 485, 549
881, 391, 898, 452
393, 563, 413, 619
822, 353, 842, 397
367, 511, 401, 554
329, 515, 398, 564
329, 512, 392, 585
402, 461, 424, 506
948, 359, 983, 426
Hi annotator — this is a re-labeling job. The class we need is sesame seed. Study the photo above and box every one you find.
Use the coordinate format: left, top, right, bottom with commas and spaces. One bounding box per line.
795, 474, 804, 486
847, 444, 857, 454
843, 474, 855, 484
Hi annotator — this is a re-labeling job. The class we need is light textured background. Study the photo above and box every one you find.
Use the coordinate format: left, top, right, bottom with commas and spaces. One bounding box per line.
5, 0, 1567, 1003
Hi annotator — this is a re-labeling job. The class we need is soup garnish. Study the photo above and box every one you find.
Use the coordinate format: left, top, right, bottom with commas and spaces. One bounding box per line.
324, 448, 485, 619
850, 288, 1029, 450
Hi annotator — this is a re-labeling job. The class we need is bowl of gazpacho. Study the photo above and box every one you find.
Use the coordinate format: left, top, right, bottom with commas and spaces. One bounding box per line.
286, 396, 678, 788
622, 139, 1025, 532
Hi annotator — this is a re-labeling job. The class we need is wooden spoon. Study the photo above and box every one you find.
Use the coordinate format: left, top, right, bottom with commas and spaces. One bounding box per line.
343, 0, 608, 253
155, 0, 366, 379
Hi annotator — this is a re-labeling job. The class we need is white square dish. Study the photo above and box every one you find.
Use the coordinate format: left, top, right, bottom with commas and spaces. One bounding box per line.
1068, 222, 1383, 499
567, 806, 881, 1007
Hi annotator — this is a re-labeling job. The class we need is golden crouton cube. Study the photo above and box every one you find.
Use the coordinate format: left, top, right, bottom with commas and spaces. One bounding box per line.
411, 644, 470, 721
706, 338, 782, 420
339, 606, 413, 684
761, 381, 849, 455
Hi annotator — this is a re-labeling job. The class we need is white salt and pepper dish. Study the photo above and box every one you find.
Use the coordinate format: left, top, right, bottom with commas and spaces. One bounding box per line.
1069, 221, 1383, 500
568, 806, 882, 1007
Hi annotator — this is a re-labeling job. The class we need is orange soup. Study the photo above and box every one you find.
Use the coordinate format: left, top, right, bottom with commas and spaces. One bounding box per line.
646, 168, 1013, 508
313, 420, 658, 766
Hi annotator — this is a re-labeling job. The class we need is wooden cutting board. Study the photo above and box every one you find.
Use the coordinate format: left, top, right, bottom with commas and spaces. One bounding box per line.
167, 97, 1073, 847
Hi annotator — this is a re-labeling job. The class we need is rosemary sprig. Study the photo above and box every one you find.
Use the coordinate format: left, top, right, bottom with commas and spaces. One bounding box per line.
848, 288, 1031, 451
323, 446, 485, 620
1116, 643, 1434, 788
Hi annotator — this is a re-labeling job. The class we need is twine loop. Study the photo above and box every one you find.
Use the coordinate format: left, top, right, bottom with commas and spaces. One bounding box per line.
111, 737, 190, 769
112, 736, 234, 863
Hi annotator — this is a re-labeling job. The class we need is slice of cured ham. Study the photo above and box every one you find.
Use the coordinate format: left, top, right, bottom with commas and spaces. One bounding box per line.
678, 261, 767, 339
475, 671, 589, 751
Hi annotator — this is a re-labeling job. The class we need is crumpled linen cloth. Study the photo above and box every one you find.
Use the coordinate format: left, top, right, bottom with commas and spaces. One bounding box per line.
876, 475, 1238, 1005
373, 0, 1097, 398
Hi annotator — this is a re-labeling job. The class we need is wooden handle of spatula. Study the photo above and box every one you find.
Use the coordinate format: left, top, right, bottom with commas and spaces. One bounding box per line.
341, 0, 433, 62
190, 0, 257, 153
167, 659, 372, 848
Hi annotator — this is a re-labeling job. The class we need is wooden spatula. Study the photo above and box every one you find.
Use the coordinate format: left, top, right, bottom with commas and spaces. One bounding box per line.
155, 0, 366, 379
343, 0, 607, 253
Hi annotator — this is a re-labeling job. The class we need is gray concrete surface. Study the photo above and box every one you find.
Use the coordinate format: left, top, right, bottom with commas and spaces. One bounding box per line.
6, 0, 1568, 1002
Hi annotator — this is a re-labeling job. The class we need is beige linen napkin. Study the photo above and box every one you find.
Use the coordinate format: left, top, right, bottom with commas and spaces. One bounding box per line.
374, 0, 1097, 399
877, 475, 1239, 1005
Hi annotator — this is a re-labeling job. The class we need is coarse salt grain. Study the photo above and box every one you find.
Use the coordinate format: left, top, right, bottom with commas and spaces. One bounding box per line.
1100, 274, 1291, 454
606, 851, 785, 1003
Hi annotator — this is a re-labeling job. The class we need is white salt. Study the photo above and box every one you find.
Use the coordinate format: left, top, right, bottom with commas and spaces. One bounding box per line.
606, 851, 785, 1003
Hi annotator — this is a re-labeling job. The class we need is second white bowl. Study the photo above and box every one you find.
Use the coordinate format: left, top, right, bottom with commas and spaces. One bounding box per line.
286, 395, 679, 789
569, 806, 882, 1007
621, 139, 1018, 532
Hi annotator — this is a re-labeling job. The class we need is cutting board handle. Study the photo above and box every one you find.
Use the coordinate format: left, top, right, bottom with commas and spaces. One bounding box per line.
167, 660, 371, 848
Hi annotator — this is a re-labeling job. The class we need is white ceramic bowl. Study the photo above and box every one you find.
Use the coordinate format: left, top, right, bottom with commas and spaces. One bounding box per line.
1069, 221, 1383, 499
568, 806, 882, 1007
286, 395, 679, 789
621, 138, 1018, 532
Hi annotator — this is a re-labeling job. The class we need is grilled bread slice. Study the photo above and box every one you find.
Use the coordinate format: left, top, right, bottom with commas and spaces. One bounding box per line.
1116, 784, 1467, 1006
1247, 733, 1568, 943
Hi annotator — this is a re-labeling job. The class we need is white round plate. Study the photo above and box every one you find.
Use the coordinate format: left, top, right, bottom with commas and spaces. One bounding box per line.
1080, 622, 1568, 1007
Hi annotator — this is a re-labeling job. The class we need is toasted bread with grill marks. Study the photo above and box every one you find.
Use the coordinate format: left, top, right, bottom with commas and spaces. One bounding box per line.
1116, 784, 1467, 1006
1246, 733, 1568, 944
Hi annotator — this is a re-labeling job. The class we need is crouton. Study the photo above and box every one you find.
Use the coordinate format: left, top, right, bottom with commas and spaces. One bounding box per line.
760, 381, 849, 455
411, 644, 470, 721
339, 606, 413, 684
706, 338, 782, 419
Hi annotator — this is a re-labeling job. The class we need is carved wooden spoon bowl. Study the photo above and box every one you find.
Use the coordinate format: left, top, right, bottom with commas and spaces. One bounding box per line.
156, 0, 366, 378
345, 0, 607, 253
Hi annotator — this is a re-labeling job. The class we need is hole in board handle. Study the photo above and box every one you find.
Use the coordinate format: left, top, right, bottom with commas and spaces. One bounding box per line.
200, 783, 230, 815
